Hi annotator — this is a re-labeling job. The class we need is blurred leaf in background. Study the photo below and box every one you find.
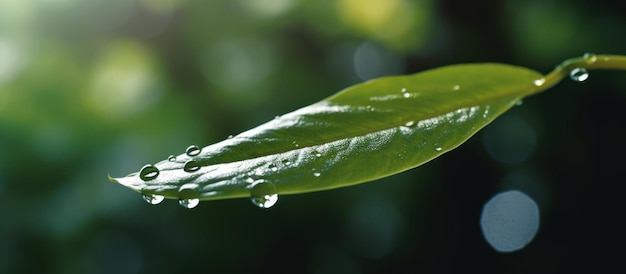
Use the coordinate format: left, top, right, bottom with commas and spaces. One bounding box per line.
0, 0, 625, 273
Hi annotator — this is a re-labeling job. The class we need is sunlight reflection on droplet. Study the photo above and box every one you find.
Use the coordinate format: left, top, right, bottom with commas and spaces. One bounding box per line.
480, 190, 539, 252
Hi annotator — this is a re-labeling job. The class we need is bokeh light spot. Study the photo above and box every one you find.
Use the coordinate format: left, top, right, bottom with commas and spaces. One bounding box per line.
338, 0, 432, 50
89, 41, 162, 120
480, 190, 540, 252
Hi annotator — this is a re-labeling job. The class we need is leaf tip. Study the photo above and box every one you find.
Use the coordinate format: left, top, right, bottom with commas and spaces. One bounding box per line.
107, 174, 119, 184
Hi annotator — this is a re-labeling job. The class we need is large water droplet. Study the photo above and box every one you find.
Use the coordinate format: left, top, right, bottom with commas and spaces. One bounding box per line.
142, 193, 164, 205
139, 164, 159, 181
186, 145, 201, 156
168, 155, 176, 162
250, 181, 278, 208
179, 198, 199, 209
583, 52, 597, 64
183, 160, 201, 172
569, 68, 589, 82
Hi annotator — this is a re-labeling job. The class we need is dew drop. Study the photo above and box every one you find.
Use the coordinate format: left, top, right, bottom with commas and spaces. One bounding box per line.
139, 164, 159, 181
401, 88, 411, 98
250, 181, 278, 208
453, 85, 460, 91
281, 159, 291, 166
292, 141, 299, 147
435, 147, 443, 152
179, 198, 199, 209
227, 135, 234, 139
167, 155, 176, 162
186, 145, 201, 156
404, 121, 415, 127
142, 193, 164, 205
313, 172, 321, 177
583, 52, 597, 64
569, 68, 589, 82
533, 78, 545, 87
245, 177, 255, 184
311, 150, 322, 157
183, 160, 201, 172
268, 163, 278, 172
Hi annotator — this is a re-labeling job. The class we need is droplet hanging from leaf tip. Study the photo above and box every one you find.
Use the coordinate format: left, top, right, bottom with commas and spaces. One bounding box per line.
139, 164, 159, 181
569, 68, 589, 82
186, 145, 201, 156
142, 193, 164, 205
179, 198, 199, 209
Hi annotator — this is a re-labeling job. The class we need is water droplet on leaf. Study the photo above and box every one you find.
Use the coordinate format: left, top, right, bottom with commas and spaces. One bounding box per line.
268, 163, 278, 172
292, 141, 299, 147
183, 160, 201, 172
179, 198, 199, 209
227, 135, 234, 139
281, 159, 291, 166
312, 150, 322, 157
250, 181, 278, 208
435, 147, 442, 152
186, 145, 200, 156
583, 52, 597, 64
139, 164, 159, 181
569, 68, 589, 82
313, 172, 321, 177
453, 85, 460, 91
404, 121, 415, 127
168, 155, 176, 162
515, 100, 523, 106
533, 78, 545, 86
142, 193, 164, 205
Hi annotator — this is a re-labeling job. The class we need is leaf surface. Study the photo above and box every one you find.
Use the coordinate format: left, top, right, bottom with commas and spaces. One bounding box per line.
111, 63, 543, 202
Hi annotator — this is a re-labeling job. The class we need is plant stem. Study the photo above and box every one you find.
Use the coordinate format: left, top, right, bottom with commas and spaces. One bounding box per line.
536, 54, 626, 92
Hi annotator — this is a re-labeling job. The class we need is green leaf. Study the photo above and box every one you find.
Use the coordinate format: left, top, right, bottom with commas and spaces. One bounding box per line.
110, 63, 544, 205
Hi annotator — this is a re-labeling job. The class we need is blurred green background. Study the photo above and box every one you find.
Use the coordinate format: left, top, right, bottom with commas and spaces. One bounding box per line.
1, 0, 625, 273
